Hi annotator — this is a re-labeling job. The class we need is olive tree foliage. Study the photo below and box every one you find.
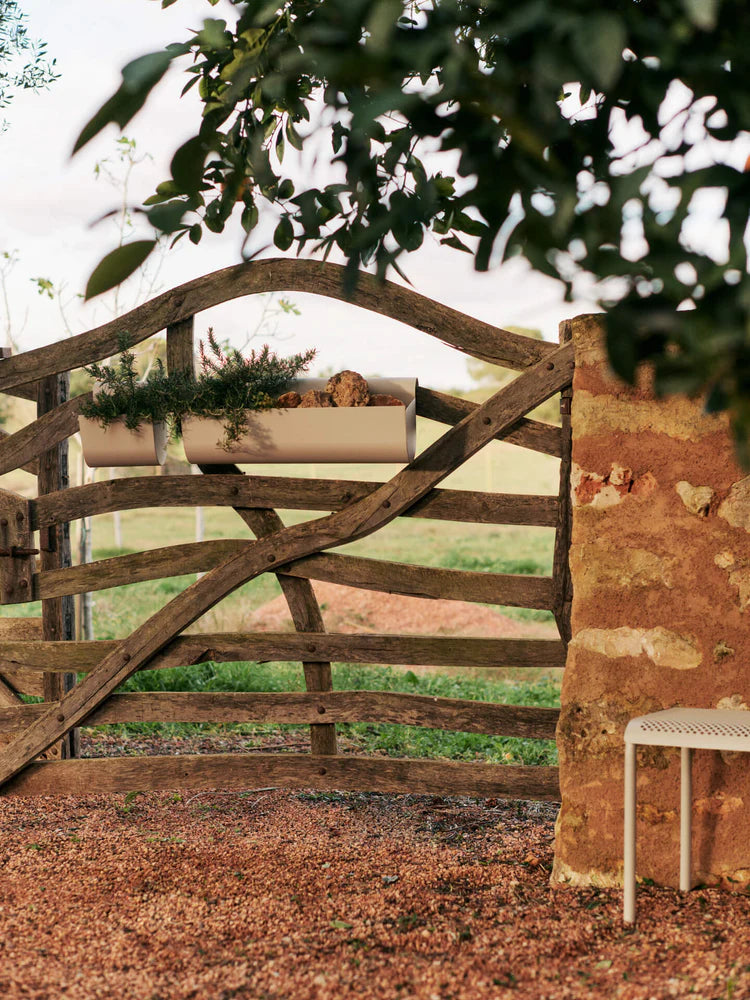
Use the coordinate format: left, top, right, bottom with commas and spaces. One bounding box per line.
75, 0, 750, 458
0, 1, 58, 128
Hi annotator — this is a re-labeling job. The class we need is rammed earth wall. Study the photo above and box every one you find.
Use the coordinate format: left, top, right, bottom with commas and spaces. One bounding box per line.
553, 314, 750, 889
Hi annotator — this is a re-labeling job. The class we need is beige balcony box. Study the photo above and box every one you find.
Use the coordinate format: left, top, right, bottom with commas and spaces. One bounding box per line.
182, 377, 417, 465
78, 417, 168, 468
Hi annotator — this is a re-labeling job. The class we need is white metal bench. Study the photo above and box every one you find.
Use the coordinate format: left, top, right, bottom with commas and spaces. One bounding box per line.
623, 707, 750, 924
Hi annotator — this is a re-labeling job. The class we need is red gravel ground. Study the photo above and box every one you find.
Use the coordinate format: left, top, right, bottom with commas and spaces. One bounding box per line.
1, 737, 749, 999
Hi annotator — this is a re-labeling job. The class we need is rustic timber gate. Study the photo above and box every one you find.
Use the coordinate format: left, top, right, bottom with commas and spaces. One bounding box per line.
0, 259, 573, 799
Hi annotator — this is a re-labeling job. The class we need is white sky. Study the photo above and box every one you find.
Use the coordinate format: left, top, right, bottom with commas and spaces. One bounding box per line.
3, 0, 596, 389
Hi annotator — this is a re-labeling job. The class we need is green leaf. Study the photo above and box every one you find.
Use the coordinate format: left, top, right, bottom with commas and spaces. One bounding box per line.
278, 178, 295, 200
440, 235, 472, 253
73, 49, 181, 152
329, 919, 352, 930
274, 217, 294, 251
84, 241, 157, 301
146, 200, 189, 234
196, 19, 231, 52
572, 14, 626, 90
285, 118, 304, 151
171, 135, 211, 196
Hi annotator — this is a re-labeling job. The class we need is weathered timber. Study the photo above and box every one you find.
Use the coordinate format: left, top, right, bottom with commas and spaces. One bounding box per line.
0, 673, 24, 709
34, 543, 556, 610
552, 320, 574, 644
37, 375, 77, 760
0, 492, 34, 604
0, 343, 574, 788
31, 475, 559, 529
0, 669, 44, 698
0, 428, 38, 475
0, 617, 42, 639
282, 555, 556, 609
0, 261, 555, 394
0, 617, 44, 694
0, 394, 89, 476
166, 316, 195, 376
0, 752, 561, 800
416, 386, 563, 458
0, 616, 46, 696
0, 690, 559, 737
0, 633, 567, 672
34, 538, 241, 598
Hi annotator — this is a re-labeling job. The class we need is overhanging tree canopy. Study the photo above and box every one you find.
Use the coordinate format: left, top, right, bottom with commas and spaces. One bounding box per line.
75, 0, 750, 458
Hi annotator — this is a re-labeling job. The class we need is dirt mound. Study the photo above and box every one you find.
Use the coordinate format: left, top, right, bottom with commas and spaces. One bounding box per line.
248, 580, 551, 639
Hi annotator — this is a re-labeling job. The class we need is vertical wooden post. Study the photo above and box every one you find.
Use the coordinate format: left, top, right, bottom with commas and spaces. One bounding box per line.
552, 319, 573, 644
166, 317, 196, 378
37, 373, 78, 759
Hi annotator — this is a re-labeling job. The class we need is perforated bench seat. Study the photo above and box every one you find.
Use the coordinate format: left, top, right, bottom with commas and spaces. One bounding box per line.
623, 708, 750, 924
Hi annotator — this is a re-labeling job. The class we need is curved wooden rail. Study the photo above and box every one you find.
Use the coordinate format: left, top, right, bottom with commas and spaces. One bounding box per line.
0, 342, 573, 788
0, 691, 560, 738
0, 633, 566, 672
417, 387, 562, 457
32, 475, 559, 529
34, 544, 556, 610
1, 753, 561, 800
0, 395, 89, 477
0, 259, 554, 392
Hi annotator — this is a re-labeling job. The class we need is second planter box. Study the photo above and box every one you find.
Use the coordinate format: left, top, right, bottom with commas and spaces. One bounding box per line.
182, 377, 417, 465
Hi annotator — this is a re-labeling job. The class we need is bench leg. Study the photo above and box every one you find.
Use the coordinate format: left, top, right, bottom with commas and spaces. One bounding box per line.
623, 741, 637, 924
680, 746, 692, 892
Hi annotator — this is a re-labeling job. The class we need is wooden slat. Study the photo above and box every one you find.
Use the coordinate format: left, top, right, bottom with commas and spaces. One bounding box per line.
416, 386, 563, 458
0, 617, 43, 639
0, 261, 555, 395
31, 475, 559, 529
0, 618, 45, 693
0, 752, 561, 800
166, 317, 194, 376
0, 673, 25, 709
37, 374, 78, 760
283, 555, 556, 610
0, 690, 560, 737
0, 394, 89, 476
34, 539, 242, 598
0, 493, 33, 603
0, 668, 44, 697
0, 342, 574, 789
0, 633, 567, 671
0, 428, 39, 474
552, 320, 574, 644
34, 543, 556, 610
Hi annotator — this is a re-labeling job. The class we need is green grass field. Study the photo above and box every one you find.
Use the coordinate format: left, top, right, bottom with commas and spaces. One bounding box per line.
2, 416, 563, 764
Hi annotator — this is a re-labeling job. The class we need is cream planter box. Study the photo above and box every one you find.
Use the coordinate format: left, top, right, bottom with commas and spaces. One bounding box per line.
79, 417, 168, 468
182, 377, 417, 465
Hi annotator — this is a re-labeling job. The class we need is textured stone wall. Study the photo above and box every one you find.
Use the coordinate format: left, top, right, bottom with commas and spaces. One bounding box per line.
553, 314, 750, 889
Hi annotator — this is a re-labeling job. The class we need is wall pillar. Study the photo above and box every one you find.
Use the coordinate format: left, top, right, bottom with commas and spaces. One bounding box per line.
553, 315, 750, 889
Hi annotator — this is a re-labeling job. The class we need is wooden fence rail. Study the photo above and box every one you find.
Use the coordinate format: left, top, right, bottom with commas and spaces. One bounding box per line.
0, 260, 573, 801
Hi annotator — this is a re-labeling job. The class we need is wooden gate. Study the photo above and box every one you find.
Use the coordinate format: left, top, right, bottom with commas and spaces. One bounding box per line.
0, 260, 573, 799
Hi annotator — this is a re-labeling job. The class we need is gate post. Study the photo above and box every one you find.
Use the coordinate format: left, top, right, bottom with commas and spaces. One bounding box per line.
37, 373, 77, 759
553, 314, 750, 889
